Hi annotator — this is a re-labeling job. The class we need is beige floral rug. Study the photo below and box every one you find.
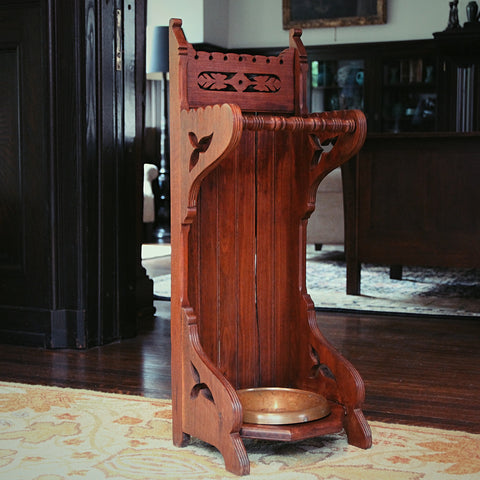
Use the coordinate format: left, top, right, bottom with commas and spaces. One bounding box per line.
1, 382, 479, 479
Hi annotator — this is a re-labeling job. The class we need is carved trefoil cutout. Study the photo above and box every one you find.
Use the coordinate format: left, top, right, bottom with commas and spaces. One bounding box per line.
309, 344, 336, 381
190, 362, 215, 403
309, 134, 338, 167
189, 131, 214, 171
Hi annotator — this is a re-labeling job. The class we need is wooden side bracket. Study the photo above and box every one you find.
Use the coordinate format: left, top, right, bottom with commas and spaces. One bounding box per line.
178, 103, 244, 223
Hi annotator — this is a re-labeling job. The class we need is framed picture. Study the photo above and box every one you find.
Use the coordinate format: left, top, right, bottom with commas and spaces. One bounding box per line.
283, 0, 387, 29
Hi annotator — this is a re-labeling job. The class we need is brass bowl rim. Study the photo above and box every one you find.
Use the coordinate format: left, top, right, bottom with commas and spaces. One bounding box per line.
237, 387, 331, 425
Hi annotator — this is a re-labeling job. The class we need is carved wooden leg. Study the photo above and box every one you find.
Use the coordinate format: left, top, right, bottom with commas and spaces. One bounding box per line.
181, 318, 249, 475
306, 324, 372, 451
173, 403, 249, 475
219, 433, 250, 476
172, 428, 190, 448
343, 407, 373, 449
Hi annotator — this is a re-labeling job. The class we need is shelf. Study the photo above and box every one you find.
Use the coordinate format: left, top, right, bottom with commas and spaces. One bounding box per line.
433, 27, 480, 61
312, 85, 355, 90
383, 83, 436, 90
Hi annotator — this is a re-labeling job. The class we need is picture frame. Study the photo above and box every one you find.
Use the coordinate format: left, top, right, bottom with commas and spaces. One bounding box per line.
282, 0, 387, 29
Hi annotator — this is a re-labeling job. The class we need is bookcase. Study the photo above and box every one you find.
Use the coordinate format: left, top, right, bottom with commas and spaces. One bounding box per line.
307, 33, 480, 295
308, 35, 480, 134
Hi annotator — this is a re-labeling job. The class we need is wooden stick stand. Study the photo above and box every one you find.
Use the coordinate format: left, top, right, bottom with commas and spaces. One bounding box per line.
169, 19, 371, 476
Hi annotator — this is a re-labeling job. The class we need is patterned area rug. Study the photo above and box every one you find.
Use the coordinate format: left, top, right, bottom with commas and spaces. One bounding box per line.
152, 245, 480, 317
305, 245, 480, 317
1, 382, 479, 479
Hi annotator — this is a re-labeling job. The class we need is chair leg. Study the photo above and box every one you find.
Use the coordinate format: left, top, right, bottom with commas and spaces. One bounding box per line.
346, 260, 361, 295
390, 265, 403, 280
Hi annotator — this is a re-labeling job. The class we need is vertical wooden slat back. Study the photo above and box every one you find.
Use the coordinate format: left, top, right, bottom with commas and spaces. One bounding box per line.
191, 129, 312, 389
175, 19, 311, 388
256, 130, 311, 387
190, 130, 258, 389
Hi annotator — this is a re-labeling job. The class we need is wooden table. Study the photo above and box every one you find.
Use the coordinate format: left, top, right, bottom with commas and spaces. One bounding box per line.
343, 132, 480, 295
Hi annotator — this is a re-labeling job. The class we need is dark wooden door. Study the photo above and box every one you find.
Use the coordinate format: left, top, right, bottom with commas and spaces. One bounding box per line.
0, 0, 148, 348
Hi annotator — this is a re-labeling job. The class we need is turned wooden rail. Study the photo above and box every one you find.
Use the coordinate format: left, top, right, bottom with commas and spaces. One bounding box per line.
242, 114, 357, 132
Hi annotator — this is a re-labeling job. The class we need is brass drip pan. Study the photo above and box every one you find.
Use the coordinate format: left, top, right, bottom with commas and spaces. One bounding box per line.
237, 387, 331, 425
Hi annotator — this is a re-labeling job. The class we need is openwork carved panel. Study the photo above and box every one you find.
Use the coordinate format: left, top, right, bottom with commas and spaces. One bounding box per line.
198, 72, 281, 93
187, 50, 295, 113
309, 134, 338, 167
188, 131, 213, 171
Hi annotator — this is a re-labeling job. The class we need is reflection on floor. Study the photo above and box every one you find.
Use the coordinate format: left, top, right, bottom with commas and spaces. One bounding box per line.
142, 243, 480, 317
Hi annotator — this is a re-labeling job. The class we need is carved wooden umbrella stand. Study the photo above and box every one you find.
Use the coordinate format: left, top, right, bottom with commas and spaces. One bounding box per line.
169, 19, 372, 476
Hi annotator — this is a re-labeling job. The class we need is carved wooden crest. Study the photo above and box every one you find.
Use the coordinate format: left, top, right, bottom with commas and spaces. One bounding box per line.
198, 72, 281, 93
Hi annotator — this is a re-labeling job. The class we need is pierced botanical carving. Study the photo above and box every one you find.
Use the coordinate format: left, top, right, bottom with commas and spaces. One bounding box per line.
198, 72, 281, 93
309, 345, 336, 380
198, 72, 237, 92
309, 135, 338, 167
188, 131, 214, 171
244, 73, 281, 93
190, 362, 215, 403
190, 362, 201, 383
191, 383, 215, 402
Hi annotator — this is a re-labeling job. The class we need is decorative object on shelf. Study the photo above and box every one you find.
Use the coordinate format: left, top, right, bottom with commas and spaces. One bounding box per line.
333, 61, 364, 110
464, 0, 480, 28
392, 102, 403, 133
389, 65, 400, 84
311, 60, 364, 112
282, 0, 386, 29
466, 1, 479, 22
169, 18, 371, 476
329, 93, 340, 110
433, 16, 480, 66
446, 0, 461, 30
356, 69, 364, 86
425, 64, 435, 83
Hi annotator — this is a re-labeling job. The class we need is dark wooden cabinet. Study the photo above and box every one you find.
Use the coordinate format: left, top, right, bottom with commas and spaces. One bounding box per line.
309, 36, 480, 134
0, 0, 149, 347
307, 33, 480, 295
309, 39, 454, 134
343, 133, 480, 294
433, 28, 480, 132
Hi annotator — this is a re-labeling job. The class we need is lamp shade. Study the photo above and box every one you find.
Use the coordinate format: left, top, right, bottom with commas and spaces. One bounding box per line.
147, 26, 169, 74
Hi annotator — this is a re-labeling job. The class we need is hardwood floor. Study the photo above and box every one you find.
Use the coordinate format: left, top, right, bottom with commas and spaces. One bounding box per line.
0, 297, 478, 434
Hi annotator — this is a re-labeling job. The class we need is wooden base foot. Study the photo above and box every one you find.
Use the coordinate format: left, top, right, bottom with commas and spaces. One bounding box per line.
344, 407, 372, 449
220, 433, 250, 476
173, 429, 190, 448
